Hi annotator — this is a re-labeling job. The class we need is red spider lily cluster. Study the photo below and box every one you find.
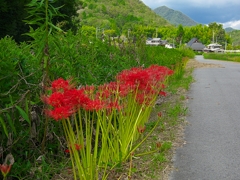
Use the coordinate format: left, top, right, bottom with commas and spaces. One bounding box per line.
43, 65, 173, 121
42, 65, 173, 179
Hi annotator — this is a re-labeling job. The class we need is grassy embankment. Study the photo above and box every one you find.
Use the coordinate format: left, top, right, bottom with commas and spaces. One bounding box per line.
0, 32, 195, 179
203, 53, 240, 62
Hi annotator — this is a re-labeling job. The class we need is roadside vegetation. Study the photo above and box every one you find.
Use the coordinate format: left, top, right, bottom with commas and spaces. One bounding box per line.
203, 53, 240, 62
0, 30, 194, 179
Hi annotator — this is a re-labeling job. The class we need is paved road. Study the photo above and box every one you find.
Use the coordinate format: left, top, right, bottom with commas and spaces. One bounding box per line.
170, 55, 240, 180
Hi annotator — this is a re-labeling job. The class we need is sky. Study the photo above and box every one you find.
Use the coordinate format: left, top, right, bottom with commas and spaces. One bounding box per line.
141, 0, 240, 29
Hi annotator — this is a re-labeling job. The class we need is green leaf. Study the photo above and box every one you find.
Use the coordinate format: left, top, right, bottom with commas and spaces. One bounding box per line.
0, 116, 8, 138
16, 105, 31, 125
48, 22, 63, 32
6, 113, 17, 135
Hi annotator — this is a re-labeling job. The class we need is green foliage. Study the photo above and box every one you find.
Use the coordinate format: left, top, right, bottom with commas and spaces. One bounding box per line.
143, 46, 183, 67
203, 53, 240, 62
176, 24, 184, 44
0, 36, 39, 107
227, 30, 240, 47
78, 0, 171, 35
178, 46, 195, 59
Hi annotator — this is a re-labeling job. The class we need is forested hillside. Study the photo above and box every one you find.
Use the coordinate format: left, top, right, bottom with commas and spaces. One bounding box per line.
154, 6, 198, 27
227, 30, 240, 46
77, 0, 172, 35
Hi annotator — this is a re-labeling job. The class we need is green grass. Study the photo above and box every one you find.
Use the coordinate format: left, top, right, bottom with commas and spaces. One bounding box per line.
203, 53, 240, 62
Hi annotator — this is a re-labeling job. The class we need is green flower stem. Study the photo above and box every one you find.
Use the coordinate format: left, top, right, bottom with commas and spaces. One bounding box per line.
93, 113, 100, 161
124, 116, 162, 162
128, 153, 133, 178
134, 148, 160, 157
62, 120, 77, 180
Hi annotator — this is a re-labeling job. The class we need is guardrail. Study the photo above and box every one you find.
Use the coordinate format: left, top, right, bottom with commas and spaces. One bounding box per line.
224, 50, 240, 53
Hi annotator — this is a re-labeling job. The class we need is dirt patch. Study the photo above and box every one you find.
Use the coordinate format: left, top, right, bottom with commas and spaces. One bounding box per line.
186, 58, 224, 69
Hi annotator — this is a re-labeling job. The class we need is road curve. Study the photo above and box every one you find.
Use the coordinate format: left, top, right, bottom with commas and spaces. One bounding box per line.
169, 55, 240, 180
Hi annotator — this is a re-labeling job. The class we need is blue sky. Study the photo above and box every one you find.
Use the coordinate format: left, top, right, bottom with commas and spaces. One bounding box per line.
141, 0, 240, 29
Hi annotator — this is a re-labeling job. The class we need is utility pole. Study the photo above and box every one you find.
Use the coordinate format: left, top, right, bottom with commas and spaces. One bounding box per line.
128, 29, 130, 39
212, 31, 215, 43
96, 27, 98, 38
96, 27, 101, 39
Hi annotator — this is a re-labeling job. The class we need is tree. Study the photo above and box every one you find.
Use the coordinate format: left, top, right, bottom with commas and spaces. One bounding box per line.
208, 22, 226, 45
176, 24, 184, 45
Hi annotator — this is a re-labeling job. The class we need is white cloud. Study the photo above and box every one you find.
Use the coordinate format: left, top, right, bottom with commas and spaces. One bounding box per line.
141, 0, 240, 28
141, 0, 240, 8
222, 20, 240, 30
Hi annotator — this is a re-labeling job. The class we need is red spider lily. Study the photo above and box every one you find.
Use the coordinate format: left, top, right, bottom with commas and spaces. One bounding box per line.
119, 83, 134, 97
105, 82, 118, 92
83, 85, 95, 96
51, 78, 74, 92
136, 93, 145, 105
65, 144, 82, 153
0, 164, 12, 177
106, 101, 121, 111
96, 89, 111, 100
64, 89, 91, 109
44, 92, 66, 108
46, 106, 75, 121
156, 142, 161, 148
161, 84, 166, 89
159, 91, 167, 97
117, 67, 150, 92
85, 99, 105, 111
147, 65, 174, 77
137, 125, 146, 134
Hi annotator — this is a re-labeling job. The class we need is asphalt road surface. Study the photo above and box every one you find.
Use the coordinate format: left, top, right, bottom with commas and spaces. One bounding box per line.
170, 55, 240, 180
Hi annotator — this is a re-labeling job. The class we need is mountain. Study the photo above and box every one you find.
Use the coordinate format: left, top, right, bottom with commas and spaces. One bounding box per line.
225, 27, 235, 32
153, 6, 198, 27
77, 0, 172, 33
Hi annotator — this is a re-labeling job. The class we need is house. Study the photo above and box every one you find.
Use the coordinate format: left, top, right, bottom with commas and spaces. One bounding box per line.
146, 38, 168, 46
203, 43, 224, 52
187, 38, 205, 52
165, 43, 175, 49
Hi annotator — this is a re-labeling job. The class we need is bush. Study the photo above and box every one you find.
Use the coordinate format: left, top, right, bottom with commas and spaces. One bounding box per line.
178, 46, 195, 59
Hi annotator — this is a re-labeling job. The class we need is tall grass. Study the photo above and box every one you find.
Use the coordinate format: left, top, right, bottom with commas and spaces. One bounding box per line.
203, 53, 240, 62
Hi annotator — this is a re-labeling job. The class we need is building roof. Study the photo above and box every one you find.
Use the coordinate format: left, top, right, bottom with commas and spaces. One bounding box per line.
191, 43, 205, 51
187, 38, 198, 47
187, 38, 205, 51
